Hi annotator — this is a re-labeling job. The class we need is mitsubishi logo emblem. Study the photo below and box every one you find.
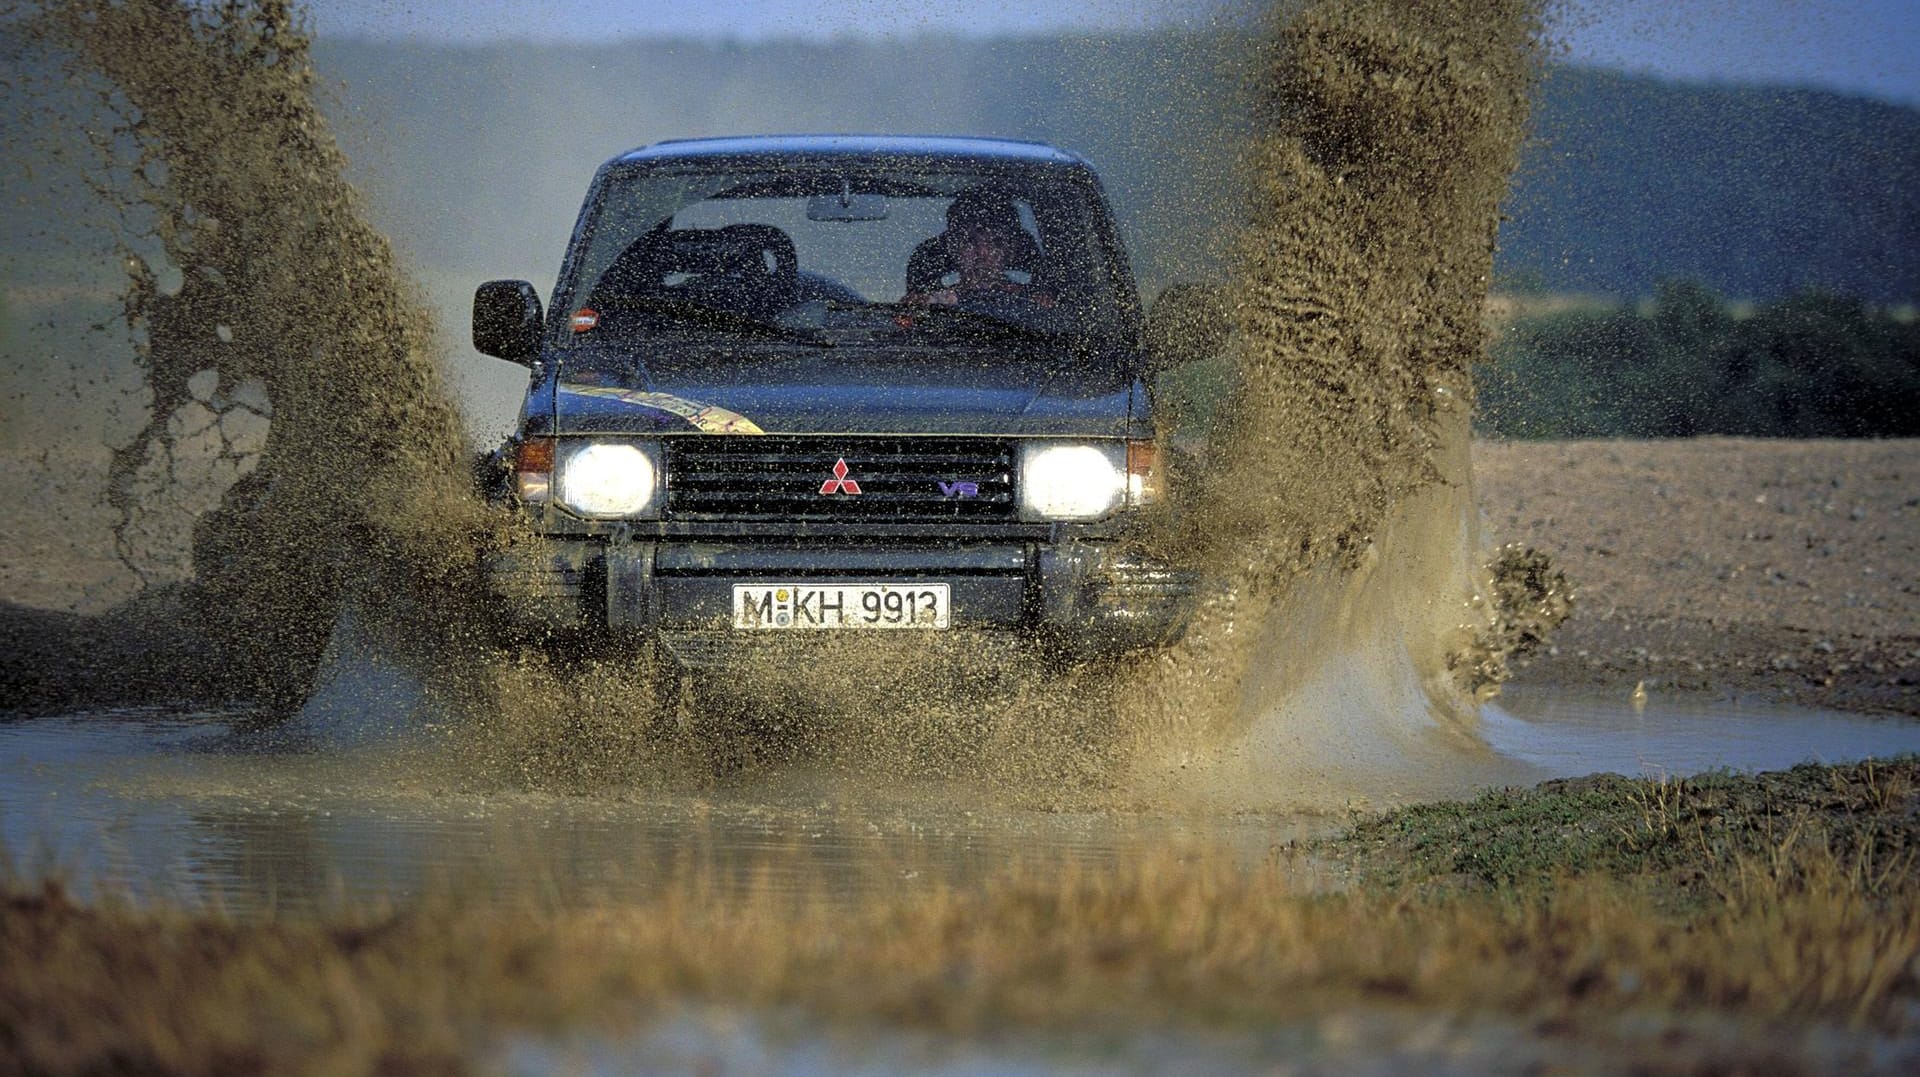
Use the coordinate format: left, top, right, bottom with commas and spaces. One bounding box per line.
819, 457, 862, 495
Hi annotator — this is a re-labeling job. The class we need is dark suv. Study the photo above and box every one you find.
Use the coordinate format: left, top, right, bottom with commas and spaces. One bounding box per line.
472, 135, 1206, 669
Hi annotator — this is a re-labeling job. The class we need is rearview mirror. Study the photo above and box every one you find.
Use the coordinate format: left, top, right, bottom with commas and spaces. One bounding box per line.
806, 191, 890, 222
1143, 282, 1230, 372
473, 280, 543, 364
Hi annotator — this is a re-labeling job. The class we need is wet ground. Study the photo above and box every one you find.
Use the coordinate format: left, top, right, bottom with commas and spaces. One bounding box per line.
5, 687, 1917, 915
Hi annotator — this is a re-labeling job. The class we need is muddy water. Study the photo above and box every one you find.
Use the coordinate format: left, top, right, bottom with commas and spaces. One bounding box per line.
503, 1004, 1920, 1077
1484, 687, 1920, 778
0, 709, 1305, 912
5, 695, 1916, 914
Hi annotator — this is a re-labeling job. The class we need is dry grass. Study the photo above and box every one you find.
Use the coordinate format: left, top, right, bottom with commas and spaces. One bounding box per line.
5, 766, 1917, 1074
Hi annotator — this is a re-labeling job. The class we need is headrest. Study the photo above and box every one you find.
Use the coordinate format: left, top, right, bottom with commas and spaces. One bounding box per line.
610, 224, 797, 289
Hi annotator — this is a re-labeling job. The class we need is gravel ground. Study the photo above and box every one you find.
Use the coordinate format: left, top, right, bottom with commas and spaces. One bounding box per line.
1475, 437, 1920, 715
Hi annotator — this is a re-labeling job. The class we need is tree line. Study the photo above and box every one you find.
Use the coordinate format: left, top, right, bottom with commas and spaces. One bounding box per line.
1476, 282, 1920, 439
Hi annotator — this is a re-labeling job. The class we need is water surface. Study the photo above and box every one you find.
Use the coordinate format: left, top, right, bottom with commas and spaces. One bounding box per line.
4, 689, 1915, 913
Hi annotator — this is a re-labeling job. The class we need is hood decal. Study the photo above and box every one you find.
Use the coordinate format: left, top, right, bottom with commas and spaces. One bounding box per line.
560, 386, 764, 435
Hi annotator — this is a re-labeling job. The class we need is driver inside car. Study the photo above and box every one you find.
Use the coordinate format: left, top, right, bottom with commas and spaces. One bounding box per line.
906, 191, 1056, 311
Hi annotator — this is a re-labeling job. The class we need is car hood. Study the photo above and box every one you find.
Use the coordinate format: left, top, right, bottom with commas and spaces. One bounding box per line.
542, 345, 1136, 437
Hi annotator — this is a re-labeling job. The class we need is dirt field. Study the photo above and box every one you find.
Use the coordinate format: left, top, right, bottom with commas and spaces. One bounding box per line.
1475, 438, 1920, 715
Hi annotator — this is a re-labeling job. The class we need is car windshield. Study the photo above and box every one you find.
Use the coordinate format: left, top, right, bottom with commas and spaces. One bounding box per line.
552, 160, 1131, 357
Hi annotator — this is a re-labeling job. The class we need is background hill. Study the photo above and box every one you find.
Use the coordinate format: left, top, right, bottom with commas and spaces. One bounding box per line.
1506, 66, 1920, 302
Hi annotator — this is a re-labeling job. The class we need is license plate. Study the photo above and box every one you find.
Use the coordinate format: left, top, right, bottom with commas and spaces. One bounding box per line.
733, 583, 950, 630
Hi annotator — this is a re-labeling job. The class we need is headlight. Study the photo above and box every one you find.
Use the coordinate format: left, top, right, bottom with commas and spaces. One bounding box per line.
556, 440, 661, 518
1018, 441, 1127, 521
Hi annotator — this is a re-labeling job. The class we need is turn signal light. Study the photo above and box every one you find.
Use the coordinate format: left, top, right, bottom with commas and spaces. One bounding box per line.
515, 437, 556, 502
1126, 439, 1160, 505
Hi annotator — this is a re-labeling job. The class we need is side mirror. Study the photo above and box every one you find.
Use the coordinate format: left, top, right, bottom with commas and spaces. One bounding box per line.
473, 280, 544, 363
1143, 283, 1230, 373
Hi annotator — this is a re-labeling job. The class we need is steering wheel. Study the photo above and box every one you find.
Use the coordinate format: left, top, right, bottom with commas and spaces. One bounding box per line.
954, 283, 1052, 322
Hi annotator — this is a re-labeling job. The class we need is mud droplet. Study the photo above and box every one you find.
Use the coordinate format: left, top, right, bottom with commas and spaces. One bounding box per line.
187, 369, 219, 403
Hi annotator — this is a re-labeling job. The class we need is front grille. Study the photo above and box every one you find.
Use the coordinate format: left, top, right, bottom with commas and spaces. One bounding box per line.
665, 436, 1016, 521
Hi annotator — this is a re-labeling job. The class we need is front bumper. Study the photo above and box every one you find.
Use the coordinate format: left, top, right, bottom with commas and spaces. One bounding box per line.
484, 522, 1195, 663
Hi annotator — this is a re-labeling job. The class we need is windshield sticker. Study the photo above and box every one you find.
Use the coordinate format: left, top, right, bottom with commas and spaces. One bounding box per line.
562, 386, 765, 435
569, 308, 599, 333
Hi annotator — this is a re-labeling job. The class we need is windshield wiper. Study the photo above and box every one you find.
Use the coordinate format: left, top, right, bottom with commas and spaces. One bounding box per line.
903, 304, 1064, 346
602, 296, 834, 347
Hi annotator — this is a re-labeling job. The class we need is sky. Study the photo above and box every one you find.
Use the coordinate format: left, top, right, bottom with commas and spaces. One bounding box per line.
306, 0, 1920, 108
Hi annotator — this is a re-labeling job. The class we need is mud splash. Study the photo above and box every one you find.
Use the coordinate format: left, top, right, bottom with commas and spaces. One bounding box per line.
12, 0, 1561, 808
13, 0, 493, 711
1112, 0, 1554, 806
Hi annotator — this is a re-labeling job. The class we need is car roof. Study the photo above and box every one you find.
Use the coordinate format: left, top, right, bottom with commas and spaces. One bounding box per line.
609, 134, 1091, 170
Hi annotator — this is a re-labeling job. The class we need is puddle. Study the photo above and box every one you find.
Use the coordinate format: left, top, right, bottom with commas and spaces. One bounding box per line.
3, 690, 1916, 914
1484, 686, 1920, 779
500, 1005, 1920, 1077
0, 710, 1308, 912
503, 1006, 1597, 1077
